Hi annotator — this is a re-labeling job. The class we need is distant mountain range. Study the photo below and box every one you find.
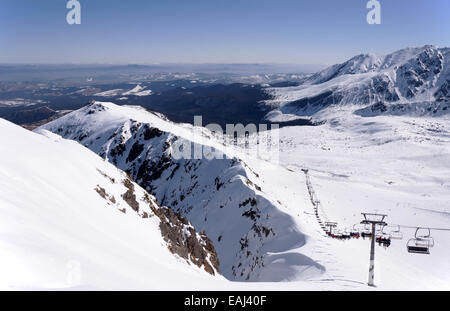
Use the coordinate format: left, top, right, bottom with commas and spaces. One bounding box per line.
264, 45, 450, 121
0, 63, 325, 83
4, 45, 448, 129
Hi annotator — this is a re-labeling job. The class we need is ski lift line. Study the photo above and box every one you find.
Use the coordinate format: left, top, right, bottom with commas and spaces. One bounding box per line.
302, 169, 334, 234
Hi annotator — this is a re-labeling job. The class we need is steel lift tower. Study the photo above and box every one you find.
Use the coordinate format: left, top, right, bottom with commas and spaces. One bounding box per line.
361, 213, 387, 287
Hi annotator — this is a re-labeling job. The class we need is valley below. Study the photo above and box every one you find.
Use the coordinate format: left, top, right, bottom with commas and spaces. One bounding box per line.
1, 45, 450, 290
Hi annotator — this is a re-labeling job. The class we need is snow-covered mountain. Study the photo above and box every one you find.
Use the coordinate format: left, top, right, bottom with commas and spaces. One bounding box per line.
39, 101, 326, 282
0, 118, 221, 290
264, 45, 450, 122
6, 46, 450, 290
37, 100, 450, 290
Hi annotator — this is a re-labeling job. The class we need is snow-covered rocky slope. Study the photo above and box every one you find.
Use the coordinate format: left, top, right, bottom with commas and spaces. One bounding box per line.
264, 45, 450, 122
39, 101, 325, 282
0, 118, 221, 290
35, 98, 450, 290
39, 101, 450, 290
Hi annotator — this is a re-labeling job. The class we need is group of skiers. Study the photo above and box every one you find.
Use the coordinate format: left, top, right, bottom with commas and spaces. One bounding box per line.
376, 236, 392, 247
326, 230, 392, 247
361, 232, 392, 247
326, 231, 360, 240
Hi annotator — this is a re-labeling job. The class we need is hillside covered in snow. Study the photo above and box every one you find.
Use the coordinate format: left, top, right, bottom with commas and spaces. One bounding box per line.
2, 46, 450, 291
38, 100, 450, 290
39, 102, 324, 282
0, 118, 222, 290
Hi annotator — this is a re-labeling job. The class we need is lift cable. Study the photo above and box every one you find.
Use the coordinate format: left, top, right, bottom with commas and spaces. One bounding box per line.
388, 224, 450, 232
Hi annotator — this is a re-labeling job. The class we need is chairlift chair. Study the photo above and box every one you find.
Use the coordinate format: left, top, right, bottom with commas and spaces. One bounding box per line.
375, 224, 387, 237
349, 224, 360, 238
407, 228, 433, 254
389, 225, 403, 240
361, 224, 372, 238
342, 228, 351, 240
352, 224, 360, 232
407, 239, 430, 254
415, 228, 434, 247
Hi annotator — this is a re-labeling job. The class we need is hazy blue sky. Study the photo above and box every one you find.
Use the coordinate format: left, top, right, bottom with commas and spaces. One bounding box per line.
0, 0, 448, 65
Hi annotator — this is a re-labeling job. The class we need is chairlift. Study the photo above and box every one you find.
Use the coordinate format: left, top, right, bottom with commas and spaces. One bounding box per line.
342, 228, 351, 240
375, 224, 386, 237
348, 224, 359, 238
415, 227, 434, 247
361, 224, 372, 238
352, 224, 360, 232
389, 225, 403, 240
407, 228, 433, 254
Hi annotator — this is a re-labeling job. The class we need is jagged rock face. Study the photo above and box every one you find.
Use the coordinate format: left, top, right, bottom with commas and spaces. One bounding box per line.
278, 74, 400, 117
395, 48, 444, 99
155, 206, 220, 275
40, 102, 310, 282
368, 75, 400, 102
435, 80, 450, 102
103, 122, 297, 281
355, 101, 450, 117
98, 119, 287, 281
281, 90, 339, 116
94, 169, 220, 276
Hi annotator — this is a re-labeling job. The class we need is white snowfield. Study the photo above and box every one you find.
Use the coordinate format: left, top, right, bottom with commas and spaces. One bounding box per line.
236, 106, 450, 290
242, 45, 450, 290
264, 109, 450, 290
36, 101, 450, 290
